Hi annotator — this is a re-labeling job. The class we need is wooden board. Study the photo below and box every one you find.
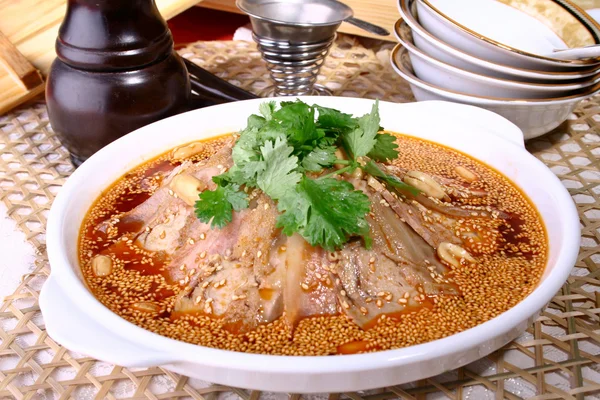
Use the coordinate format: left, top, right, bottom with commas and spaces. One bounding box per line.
0, 0, 202, 115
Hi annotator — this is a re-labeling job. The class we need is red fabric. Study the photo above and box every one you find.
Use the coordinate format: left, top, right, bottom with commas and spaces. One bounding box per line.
168, 7, 249, 47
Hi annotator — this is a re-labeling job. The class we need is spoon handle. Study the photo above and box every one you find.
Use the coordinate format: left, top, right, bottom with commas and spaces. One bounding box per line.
551, 44, 600, 61
345, 17, 390, 36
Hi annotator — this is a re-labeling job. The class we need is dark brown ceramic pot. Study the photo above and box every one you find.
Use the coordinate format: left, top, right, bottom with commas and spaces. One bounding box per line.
46, 0, 190, 166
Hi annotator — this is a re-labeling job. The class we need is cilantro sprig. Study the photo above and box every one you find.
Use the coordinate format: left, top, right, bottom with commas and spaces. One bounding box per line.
194, 100, 416, 250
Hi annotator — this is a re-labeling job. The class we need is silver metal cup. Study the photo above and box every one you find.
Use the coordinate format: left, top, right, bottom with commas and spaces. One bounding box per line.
237, 0, 353, 96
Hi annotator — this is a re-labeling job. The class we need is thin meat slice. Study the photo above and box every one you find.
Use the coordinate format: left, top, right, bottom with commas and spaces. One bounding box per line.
386, 165, 488, 200
375, 162, 506, 220
332, 189, 456, 329
283, 233, 338, 329
368, 193, 455, 295
173, 195, 284, 333
95, 140, 235, 252
380, 189, 461, 249
366, 170, 504, 255
383, 189, 504, 256
333, 241, 419, 328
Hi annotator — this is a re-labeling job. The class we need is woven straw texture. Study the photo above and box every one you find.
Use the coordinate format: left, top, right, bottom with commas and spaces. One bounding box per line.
0, 36, 598, 399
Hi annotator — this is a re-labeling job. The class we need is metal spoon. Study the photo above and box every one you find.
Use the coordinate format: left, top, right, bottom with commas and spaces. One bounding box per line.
345, 16, 390, 36
549, 44, 600, 61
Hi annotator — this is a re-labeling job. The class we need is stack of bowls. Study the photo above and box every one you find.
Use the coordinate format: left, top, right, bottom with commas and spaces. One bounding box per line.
392, 0, 600, 139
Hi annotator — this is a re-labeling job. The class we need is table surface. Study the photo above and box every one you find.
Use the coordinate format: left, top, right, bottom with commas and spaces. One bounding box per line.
0, 8, 599, 400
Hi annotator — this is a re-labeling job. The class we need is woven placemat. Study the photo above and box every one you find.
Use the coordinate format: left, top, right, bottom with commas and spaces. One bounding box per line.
0, 36, 598, 400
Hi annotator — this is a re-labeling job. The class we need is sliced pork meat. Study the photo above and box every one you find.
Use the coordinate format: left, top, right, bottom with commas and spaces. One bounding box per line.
86, 137, 514, 334
95, 138, 235, 250
367, 164, 506, 255
283, 233, 338, 329
174, 194, 283, 333
386, 165, 489, 200
330, 187, 457, 329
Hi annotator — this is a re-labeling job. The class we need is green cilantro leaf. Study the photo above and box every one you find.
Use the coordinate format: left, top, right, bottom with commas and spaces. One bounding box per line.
368, 133, 399, 162
225, 188, 249, 211
276, 190, 310, 236
246, 114, 266, 130
301, 144, 337, 172
256, 137, 302, 200
259, 101, 276, 120
277, 176, 371, 251
231, 127, 261, 164
363, 160, 420, 196
256, 120, 287, 143
194, 100, 396, 250
272, 100, 320, 148
228, 132, 264, 185
342, 100, 381, 159
315, 106, 357, 131
195, 184, 248, 228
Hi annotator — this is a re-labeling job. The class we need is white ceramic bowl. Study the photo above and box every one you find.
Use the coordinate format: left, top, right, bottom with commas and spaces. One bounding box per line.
394, 20, 600, 98
397, 0, 600, 82
391, 45, 600, 139
416, 0, 600, 71
39, 97, 580, 393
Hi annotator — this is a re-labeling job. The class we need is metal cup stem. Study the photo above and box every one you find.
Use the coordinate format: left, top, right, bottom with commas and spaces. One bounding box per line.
253, 33, 335, 96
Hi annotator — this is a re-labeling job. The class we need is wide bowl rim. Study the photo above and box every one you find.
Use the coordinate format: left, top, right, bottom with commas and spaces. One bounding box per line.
391, 44, 600, 104
235, 0, 353, 28
417, 0, 600, 66
42, 97, 580, 377
394, 18, 600, 91
394, 13, 600, 80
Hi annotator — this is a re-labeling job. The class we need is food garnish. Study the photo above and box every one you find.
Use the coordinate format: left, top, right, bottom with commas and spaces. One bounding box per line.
194, 100, 418, 250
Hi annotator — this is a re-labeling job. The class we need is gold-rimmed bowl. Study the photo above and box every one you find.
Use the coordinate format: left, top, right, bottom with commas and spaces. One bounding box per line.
397, 0, 600, 81
394, 19, 600, 98
414, 0, 600, 71
390, 44, 600, 139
